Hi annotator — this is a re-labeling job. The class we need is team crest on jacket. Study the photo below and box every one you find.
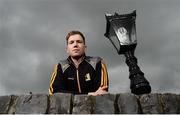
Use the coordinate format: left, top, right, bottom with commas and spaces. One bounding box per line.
85, 73, 91, 81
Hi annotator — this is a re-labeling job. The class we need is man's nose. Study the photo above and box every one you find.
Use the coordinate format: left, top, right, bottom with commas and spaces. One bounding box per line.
73, 42, 78, 47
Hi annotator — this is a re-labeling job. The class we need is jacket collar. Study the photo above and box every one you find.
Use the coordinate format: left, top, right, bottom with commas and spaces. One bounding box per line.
67, 54, 86, 66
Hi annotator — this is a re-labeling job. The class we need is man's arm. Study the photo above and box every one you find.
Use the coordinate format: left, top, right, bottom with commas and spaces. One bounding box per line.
88, 59, 109, 96
49, 64, 68, 95
100, 60, 109, 90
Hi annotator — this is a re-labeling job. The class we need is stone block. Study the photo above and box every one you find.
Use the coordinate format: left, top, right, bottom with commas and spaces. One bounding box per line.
7, 95, 18, 114
93, 94, 116, 114
175, 94, 180, 113
160, 93, 179, 113
72, 94, 93, 114
15, 94, 48, 114
0, 96, 11, 113
139, 93, 163, 114
48, 93, 72, 114
117, 93, 139, 114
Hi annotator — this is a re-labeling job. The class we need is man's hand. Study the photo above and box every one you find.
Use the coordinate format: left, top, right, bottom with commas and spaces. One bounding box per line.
88, 86, 108, 96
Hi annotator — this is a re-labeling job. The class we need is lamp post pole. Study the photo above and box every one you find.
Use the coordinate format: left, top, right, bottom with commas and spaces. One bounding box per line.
125, 50, 151, 95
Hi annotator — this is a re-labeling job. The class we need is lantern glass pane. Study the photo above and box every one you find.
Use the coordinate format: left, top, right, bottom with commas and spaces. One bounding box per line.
112, 19, 137, 45
108, 25, 121, 51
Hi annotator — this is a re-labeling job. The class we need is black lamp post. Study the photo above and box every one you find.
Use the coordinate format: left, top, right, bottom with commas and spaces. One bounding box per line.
104, 10, 151, 95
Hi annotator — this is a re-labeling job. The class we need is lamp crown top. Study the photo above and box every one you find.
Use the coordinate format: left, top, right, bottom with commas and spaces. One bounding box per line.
105, 10, 136, 20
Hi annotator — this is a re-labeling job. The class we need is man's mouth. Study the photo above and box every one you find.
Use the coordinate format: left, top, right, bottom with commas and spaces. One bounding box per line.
72, 49, 79, 52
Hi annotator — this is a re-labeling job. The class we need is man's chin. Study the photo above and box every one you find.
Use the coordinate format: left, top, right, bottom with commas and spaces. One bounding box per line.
71, 54, 85, 59
71, 55, 81, 58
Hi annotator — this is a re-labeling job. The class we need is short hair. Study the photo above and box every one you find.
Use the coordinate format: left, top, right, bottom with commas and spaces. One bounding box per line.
66, 30, 85, 44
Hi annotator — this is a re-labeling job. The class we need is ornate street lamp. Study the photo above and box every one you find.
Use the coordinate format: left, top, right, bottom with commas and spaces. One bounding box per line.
104, 10, 151, 95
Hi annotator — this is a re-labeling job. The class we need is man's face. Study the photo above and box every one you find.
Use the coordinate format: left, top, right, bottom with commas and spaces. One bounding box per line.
66, 34, 86, 58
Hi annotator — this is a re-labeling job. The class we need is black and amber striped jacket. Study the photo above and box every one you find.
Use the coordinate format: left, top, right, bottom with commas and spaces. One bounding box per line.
49, 56, 109, 95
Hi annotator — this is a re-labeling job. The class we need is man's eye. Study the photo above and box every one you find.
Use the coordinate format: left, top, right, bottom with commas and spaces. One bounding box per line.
77, 40, 83, 43
69, 41, 74, 44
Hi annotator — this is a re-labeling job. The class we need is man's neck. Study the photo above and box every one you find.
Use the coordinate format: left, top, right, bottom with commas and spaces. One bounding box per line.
70, 55, 85, 68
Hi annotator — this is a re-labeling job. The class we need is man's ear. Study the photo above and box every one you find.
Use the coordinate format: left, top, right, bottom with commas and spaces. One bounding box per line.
85, 45, 87, 51
66, 46, 69, 54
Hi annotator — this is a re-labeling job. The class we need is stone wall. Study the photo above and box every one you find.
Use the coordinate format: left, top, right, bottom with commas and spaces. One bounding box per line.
0, 93, 180, 114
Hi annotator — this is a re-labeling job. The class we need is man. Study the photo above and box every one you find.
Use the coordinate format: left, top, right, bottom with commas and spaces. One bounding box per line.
49, 30, 109, 96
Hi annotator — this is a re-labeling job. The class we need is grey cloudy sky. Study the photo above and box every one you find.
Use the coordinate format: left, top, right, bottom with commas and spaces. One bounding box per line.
0, 0, 180, 95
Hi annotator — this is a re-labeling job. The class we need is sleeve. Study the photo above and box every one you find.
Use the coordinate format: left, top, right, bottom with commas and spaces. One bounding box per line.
93, 59, 109, 92
49, 64, 67, 95
99, 59, 109, 91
